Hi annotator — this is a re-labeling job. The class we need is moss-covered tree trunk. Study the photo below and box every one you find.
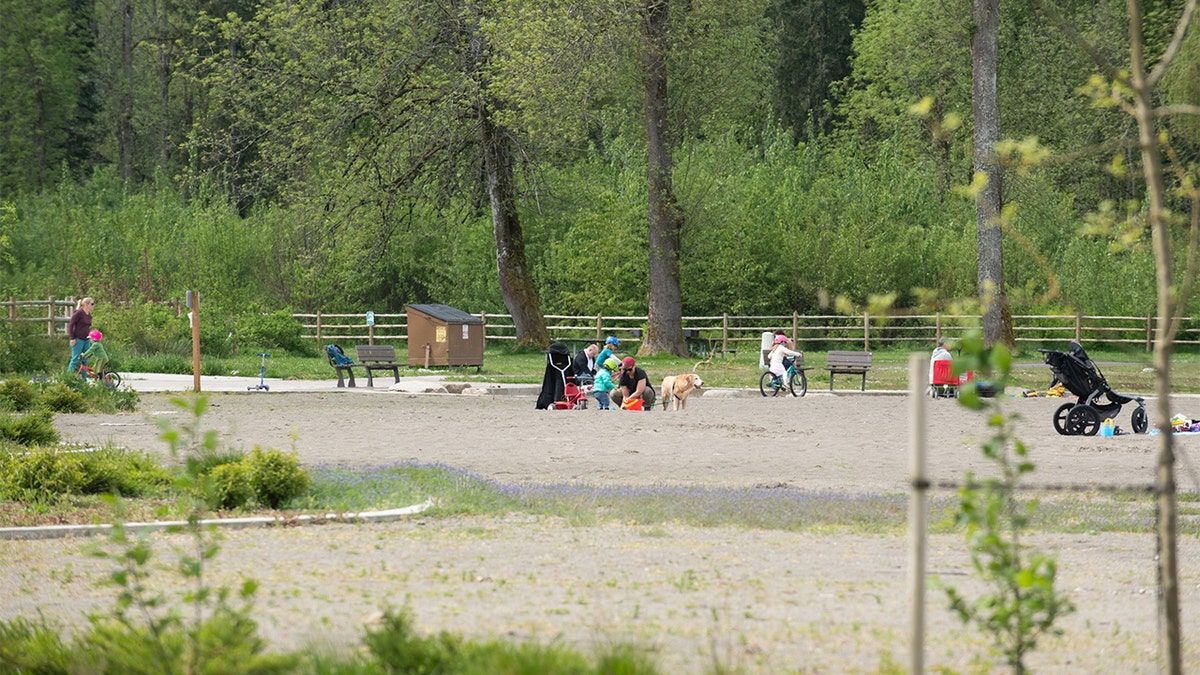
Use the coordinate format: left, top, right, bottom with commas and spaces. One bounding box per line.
972, 0, 1013, 348
479, 109, 548, 351
641, 0, 687, 357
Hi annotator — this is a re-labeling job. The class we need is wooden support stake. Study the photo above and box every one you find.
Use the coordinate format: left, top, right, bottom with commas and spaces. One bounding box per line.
191, 291, 201, 392
907, 353, 928, 674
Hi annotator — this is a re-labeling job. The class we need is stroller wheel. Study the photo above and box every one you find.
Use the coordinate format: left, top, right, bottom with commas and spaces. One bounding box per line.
1052, 402, 1075, 435
1067, 405, 1101, 436
1131, 406, 1148, 434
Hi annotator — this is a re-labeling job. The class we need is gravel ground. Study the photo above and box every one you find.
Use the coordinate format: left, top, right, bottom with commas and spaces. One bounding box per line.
1, 388, 1198, 671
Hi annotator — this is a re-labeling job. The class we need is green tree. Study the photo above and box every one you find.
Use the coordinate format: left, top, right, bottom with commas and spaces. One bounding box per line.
0, 0, 94, 192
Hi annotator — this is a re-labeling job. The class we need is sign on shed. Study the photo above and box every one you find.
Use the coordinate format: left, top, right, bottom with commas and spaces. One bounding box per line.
405, 304, 484, 368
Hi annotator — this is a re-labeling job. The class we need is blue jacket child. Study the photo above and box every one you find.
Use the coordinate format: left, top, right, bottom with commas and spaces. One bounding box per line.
592, 357, 620, 410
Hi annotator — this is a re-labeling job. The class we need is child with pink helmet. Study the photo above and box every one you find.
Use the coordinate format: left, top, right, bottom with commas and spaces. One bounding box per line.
766, 333, 802, 394
79, 329, 110, 375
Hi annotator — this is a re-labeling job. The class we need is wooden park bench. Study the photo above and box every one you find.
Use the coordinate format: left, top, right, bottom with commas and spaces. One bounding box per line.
355, 345, 403, 387
826, 350, 872, 391
328, 345, 403, 388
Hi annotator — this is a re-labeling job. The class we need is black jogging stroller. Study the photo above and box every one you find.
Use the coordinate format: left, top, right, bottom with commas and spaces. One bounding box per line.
535, 343, 589, 410
1038, 341, 1148, 436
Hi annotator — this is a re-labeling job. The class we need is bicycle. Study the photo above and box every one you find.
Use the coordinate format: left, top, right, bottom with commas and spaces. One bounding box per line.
759, 356, 807, 397
78, 362, 121, 390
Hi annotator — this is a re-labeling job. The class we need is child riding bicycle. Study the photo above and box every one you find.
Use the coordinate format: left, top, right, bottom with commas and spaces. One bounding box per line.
767, 334, 802, 394
78, 329, 109, 376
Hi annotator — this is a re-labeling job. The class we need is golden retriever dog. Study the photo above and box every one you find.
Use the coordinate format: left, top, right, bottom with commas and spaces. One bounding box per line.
660, 373, 703, 411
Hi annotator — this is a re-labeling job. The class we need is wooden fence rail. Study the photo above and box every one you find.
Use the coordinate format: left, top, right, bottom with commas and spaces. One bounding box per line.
292, 310, 1196, 353
5, 297, 1195, 352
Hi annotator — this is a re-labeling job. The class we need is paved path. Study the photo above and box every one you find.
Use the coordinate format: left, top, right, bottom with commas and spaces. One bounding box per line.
116, 371, 544, 395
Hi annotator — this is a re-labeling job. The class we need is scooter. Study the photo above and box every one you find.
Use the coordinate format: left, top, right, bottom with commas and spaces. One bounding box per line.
248, 353, 270, 391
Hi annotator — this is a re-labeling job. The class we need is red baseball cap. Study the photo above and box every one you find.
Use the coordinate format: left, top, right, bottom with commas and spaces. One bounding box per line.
622, 356, 636, 369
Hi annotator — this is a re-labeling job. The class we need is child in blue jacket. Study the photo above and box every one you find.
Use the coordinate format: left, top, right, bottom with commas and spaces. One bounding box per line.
592, 357, 620, 410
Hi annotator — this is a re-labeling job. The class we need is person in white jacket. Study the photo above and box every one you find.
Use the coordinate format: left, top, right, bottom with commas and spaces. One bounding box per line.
767, 334, 802, 387
929, 337, 952, 382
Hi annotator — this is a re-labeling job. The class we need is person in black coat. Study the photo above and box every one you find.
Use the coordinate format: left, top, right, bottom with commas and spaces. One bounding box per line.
571, 343, 599, 383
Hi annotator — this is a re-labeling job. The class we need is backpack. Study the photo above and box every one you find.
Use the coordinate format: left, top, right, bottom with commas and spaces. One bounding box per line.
325, 343, 353, 366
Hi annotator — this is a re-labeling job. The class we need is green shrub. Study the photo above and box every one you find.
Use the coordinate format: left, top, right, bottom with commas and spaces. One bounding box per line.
0, 322, 63, 375
108, 386, 139, 412
72, 379, 140, 414
204, 461, 255, 510
0, 410, 60, 446
0, 378, 38, 411
78, 448, 173, 497
0, 447, 86, 500
234, 310, 312, 356
98, 301, 189, 356
38, 383, 87, 413
79, 612, 296, 675
363, 608, 651, 673
246, 447, 311, 508
188, 448, 246, 478
0, 617, 73, 672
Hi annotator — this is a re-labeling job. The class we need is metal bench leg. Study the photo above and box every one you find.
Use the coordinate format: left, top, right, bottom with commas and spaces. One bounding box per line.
366, 369, 374, 387
860, 372, 866, 391
347, 369, 356, 387
336, 369, 345, 387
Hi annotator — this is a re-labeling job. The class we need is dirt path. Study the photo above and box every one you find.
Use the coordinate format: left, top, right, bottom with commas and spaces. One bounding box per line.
1, 390, 1197, 671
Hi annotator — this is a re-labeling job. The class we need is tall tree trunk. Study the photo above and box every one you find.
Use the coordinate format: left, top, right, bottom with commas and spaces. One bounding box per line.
971, 0, 1013, 347
152, 0, 171, 168
641, 0, 687, 357
119, 0, 133, 181
480, 111, 549, 350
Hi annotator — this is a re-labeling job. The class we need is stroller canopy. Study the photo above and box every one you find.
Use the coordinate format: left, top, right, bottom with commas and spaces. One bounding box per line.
535, 343, 572, 409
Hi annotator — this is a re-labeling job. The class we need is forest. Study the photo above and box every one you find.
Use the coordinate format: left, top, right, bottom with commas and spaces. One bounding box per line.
1, 0, 1198, 350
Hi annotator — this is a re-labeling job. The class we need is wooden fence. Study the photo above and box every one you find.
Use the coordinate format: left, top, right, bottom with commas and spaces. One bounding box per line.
293, 310, 1192, 353
5, 297, 1194, 352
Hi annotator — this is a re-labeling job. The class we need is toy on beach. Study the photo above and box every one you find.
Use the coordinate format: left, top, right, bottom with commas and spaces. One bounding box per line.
248, 353, 270, 391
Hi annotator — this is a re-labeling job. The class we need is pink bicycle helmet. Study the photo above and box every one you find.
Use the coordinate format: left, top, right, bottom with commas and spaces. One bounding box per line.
773, 334, 788, 344
88, 330, 103, 341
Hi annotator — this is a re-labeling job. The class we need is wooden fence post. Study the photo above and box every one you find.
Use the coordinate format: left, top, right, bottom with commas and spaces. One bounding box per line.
792, 311, 799, 346
595, 314, 603, 340
47, 296, 55, 338
7, 296, 14, 321
1147, 313, 1153, 352
935, 312, 942, 341
864, 311, 870, 351
479, 312, 487, 345
316, 311, 323, 345
1075, 312, 1082, 342
722, 313, 729, 354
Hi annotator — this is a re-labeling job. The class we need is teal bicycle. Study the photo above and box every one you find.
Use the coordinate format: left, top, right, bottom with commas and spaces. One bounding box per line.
759, 356, 808, 397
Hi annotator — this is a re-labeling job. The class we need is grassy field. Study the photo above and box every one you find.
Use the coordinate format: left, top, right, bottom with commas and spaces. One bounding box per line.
192, 344, 1192, 394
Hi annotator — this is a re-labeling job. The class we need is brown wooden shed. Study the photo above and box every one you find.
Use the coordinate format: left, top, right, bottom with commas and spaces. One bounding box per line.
405, 303, 484, 368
